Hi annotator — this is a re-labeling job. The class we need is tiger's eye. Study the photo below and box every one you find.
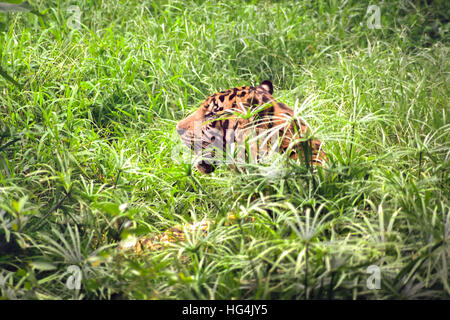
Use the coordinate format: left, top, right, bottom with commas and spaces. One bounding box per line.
213, 105, 223, 113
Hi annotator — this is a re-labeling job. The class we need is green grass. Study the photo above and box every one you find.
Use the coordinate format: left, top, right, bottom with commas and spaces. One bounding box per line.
0, 0, 449, 299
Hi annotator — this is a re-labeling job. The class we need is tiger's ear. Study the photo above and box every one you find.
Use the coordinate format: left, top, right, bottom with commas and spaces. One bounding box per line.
258, 80, 273, 95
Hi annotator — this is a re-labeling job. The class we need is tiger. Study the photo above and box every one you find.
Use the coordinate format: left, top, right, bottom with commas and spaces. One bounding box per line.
176, 80, 326, 173
124, 80, 327, 254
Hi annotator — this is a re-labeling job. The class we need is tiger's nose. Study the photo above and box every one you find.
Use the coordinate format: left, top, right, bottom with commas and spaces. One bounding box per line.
176, 125, 186, 136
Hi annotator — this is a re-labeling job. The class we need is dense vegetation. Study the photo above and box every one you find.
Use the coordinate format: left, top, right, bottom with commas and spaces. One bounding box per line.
0, 0, 448, 299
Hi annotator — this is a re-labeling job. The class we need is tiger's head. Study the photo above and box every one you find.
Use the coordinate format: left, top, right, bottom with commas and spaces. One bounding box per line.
176, 80, 326, 173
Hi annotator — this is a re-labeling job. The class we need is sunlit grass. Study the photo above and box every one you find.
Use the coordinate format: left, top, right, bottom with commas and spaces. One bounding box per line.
0, 0, 448, 299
